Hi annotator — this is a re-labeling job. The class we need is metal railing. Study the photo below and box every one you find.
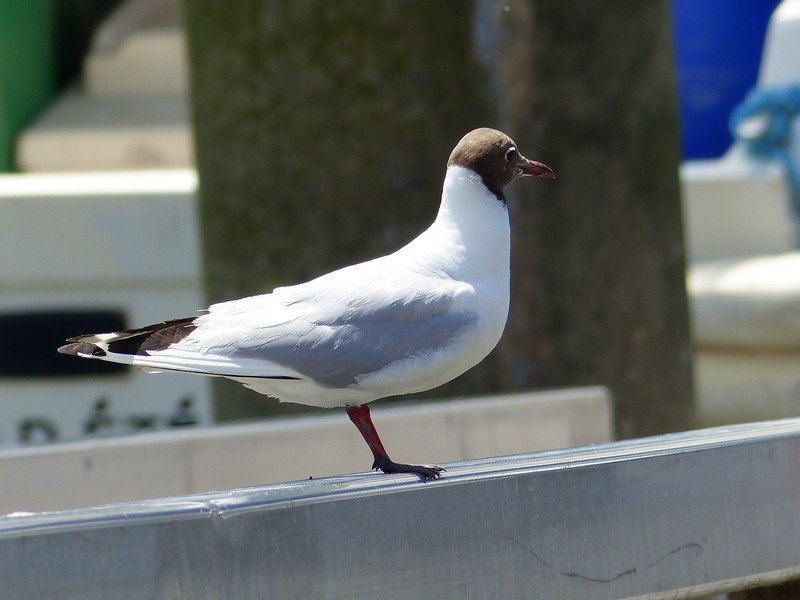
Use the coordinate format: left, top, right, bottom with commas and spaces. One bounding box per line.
1, 418, 799, 599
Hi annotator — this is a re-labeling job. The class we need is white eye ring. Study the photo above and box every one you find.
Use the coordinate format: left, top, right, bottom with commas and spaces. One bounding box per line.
505, 147, 517, 162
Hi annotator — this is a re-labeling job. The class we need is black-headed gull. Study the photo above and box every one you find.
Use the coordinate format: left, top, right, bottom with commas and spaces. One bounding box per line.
59, 128, 554, 479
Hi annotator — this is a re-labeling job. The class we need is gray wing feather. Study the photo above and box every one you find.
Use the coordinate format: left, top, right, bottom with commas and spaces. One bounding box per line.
235, 290, 477, 388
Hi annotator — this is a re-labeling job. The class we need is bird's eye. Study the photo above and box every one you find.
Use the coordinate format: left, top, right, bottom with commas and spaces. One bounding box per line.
505, 147, 517, 162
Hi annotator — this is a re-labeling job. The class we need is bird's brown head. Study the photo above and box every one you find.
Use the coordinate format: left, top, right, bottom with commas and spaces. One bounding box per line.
447, 127, 554, 200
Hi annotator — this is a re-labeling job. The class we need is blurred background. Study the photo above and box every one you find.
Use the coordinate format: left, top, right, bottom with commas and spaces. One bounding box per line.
0, 0, 798, 463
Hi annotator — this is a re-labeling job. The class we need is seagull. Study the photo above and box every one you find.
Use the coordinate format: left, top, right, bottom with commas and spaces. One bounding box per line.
59, 128, 555, 479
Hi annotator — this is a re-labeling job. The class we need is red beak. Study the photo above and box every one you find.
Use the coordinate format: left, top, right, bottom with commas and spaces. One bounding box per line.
520, 158, 555, 179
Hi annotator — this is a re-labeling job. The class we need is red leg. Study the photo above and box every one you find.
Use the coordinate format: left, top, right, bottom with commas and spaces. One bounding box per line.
346, 404, 444, 479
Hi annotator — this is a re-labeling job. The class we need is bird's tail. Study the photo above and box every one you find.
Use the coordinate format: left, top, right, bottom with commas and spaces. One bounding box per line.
58, 317, 197, 364
58, 314, 303, 380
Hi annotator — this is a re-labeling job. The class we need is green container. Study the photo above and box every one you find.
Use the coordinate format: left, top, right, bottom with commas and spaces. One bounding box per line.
0, 0, 56, 172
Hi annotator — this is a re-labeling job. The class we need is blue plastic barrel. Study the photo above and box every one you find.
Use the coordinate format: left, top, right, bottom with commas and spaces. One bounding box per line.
671, 0, 780, 159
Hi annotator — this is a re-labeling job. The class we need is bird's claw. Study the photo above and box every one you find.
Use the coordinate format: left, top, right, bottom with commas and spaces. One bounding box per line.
372, 458, 445, 480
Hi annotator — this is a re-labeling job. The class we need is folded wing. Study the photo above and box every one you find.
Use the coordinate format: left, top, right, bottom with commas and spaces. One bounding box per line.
60, 264, 478, 390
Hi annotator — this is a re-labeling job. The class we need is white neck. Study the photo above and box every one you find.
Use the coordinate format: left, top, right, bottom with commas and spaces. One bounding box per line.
400, 165, 511, 282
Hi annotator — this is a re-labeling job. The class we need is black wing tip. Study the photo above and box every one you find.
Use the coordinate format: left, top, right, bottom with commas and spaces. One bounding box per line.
58, 342, 106, 357
108, 317, 197, 355
59, 316, 198, 358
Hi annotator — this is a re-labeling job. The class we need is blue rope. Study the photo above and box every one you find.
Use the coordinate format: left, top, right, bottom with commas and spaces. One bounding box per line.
730, 84, 800, 231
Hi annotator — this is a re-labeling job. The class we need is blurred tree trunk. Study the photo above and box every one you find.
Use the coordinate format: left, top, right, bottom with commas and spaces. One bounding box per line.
495, 0, 695, 438
184, 0, 694, 437
183, 2, 495, 420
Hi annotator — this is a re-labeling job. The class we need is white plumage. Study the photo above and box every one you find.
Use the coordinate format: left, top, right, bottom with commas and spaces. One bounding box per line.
59, 128, 554, 477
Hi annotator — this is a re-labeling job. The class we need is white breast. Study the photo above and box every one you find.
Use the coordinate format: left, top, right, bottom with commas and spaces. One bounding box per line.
356, 165, 512, 397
